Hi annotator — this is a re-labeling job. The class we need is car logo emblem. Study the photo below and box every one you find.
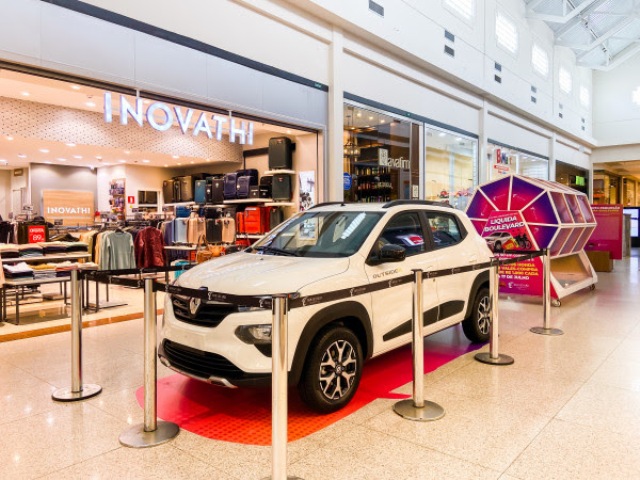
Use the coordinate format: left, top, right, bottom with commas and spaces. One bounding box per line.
189, 298, 201, 315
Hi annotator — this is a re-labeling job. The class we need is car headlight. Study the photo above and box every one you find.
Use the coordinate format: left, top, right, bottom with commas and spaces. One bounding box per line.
235, 324, 272, 344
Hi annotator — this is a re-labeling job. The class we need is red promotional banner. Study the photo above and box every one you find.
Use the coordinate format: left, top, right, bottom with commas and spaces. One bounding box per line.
481, 210, 543, 296
585, 204, 623, 260
27, 225, 46, 243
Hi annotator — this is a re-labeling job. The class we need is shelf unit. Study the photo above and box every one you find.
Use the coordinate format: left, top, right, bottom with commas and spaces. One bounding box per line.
109, 178, 126, 220
353, 163, 393, 203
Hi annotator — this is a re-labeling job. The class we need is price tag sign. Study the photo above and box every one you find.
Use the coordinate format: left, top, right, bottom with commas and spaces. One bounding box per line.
28, 225, 47, 243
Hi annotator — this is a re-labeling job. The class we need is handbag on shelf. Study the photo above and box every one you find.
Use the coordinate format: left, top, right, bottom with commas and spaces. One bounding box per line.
195, 235, 218, 264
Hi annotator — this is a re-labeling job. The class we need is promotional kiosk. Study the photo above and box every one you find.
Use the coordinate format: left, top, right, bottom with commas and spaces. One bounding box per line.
466, 174, 598, 305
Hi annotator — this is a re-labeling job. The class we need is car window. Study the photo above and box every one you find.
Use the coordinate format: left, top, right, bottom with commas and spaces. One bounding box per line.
427, 213, 463, 249
374, 212, 425, 257
251, 211, 383, 258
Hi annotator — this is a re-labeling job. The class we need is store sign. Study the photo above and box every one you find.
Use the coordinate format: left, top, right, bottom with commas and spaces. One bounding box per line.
103, 92, 254, 145
42, 190, 95, 226
378, 149, 410, 169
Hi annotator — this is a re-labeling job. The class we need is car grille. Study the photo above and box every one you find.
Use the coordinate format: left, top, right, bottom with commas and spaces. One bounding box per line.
171, 294, 237, 327
161, 339, 245, 380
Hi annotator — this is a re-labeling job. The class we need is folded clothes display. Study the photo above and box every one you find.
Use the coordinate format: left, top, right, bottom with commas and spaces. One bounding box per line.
0, 243, 19, 259
38, 241, 68, 255
3, 262, 35, 279
18, 244, 44, 258
32, 263, 58, 279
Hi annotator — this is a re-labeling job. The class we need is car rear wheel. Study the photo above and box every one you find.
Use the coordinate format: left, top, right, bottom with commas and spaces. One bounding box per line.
298, 326, 363, 413
462, 287, 491, 343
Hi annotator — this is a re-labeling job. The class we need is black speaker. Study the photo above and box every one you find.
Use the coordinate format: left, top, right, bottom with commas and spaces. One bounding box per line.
268, 137, 293, 170
272, 174, 292, 201
162, 180, 175, 204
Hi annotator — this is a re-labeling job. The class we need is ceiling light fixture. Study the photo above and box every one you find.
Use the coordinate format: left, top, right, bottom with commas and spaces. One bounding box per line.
57, 158, 67, 162
66, 142, 76, 147
5, 136, 13, 141
172, 155, 180, 159
73, 155, 83, 159
118, 159, 127, 163
142, 159, 150, 163
71, 85, 81, 90
85, 101, 96, 107
177, 162, 182, 165
17, 153, 27, 158
124, 150, 130, 155
20, 91, 30, 97
39, 148, 49, 153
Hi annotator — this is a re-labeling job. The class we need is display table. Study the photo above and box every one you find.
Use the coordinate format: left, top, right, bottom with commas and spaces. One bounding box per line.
2, 276, 70, 324
0, 253, 91, 324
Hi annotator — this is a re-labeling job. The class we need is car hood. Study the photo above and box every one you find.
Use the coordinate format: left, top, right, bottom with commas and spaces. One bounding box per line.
175, 252, 351, 295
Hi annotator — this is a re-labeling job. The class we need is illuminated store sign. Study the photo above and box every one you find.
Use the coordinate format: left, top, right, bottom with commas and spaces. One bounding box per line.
103, 93, 254, 145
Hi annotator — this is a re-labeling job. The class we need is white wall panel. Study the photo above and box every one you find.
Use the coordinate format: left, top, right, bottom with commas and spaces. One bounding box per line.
487, 112, 549, 156
555, 140, 590, 170
593, 52, 640, 146
134, 33, 208, 99
343, 53, 480, 134
40, 3, 136, 83
0, 0, 41, 61
81, 0, 331, 84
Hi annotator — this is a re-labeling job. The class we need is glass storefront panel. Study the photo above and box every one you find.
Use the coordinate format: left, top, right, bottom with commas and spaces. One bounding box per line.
343, 104, 418, 203
488, 144, 548, 181
425, 127, 477, 210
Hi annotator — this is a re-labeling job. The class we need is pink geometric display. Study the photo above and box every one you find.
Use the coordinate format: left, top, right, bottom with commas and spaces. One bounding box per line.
466, 174, 597, 258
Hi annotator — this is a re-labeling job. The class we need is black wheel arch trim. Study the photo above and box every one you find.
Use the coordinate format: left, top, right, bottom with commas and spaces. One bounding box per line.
289, 301, 372, 386
464, 270, 491, 319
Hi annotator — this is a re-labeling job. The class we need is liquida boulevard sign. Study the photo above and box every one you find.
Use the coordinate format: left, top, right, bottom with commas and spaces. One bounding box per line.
103, 92, 254, 145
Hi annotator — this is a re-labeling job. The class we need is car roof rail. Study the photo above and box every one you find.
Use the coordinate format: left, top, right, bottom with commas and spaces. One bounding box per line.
308, 202, 347, 209
382, 200, 454, 209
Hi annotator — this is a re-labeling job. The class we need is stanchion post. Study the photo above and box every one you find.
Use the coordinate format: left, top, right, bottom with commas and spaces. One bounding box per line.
263, 295, 302, 480
53, 269, 102, 402
475, 259, 514, 365
120, 277, 179, 448
393, 270, 445, 421
530, 249, 563, 336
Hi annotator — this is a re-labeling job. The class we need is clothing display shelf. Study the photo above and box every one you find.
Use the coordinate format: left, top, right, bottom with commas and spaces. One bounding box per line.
1, 252, 92, 324
2, 253, 91, 263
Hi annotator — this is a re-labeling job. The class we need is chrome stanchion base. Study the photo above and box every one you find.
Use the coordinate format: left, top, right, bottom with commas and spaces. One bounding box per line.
119, 421, 180, 448
52, 384, 102, 402
393, 399, 445, 421
474, 352, 514, 365
530, 326, 564, 336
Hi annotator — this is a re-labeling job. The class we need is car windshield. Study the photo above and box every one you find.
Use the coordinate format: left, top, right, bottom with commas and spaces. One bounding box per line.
250, 210, 384, 258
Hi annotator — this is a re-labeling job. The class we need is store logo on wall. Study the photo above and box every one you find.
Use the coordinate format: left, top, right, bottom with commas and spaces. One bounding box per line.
103, 93, 254, 145
378, 148, 410, 169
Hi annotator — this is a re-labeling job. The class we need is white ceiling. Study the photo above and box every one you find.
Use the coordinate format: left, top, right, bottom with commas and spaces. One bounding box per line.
526, 0, 640, 71
0, 69, 306, 171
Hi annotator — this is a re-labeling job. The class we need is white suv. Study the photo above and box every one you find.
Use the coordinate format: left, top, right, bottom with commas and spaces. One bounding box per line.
159, 201, 493, 413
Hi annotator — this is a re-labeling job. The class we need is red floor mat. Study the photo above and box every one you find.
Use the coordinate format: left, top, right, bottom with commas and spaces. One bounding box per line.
138, 327, 482, 445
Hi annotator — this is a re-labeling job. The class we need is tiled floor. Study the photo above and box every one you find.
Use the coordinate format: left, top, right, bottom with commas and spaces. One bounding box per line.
0, 254, 638, 479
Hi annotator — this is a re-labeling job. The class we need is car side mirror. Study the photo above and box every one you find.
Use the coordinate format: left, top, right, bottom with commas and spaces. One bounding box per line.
368, 244, 406, 266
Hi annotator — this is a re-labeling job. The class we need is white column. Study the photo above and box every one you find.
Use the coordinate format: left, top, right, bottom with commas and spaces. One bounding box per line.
327, 27, 344, 202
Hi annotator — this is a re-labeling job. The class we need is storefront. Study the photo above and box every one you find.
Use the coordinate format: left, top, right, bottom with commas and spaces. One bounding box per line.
342, 101, 479, 209
342, 103, 419, 204
487, 141, 549, 181
0, 68, 323, 227
425, 126, 477, 210
555, 160, 589, 196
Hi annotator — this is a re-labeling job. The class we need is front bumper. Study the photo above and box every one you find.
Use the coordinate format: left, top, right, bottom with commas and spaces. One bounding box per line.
158, 339, 271, 388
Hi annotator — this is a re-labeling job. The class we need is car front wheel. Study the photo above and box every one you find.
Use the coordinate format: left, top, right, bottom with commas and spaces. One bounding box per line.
298, 326, 363, 413
462, 287, 491, 343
